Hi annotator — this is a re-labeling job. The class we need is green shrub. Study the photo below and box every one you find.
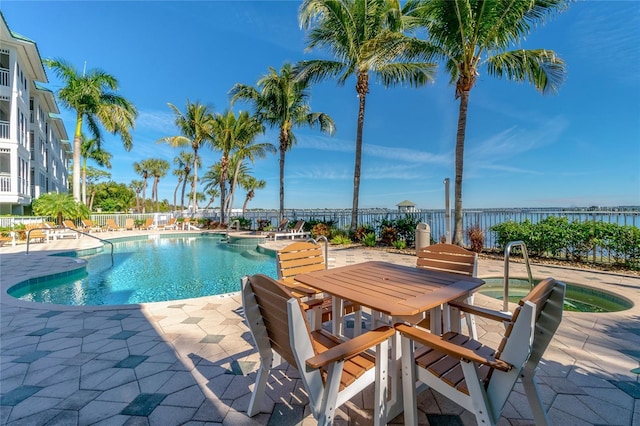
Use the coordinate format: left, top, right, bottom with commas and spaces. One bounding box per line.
391, 239, 407, 250
362, 232, 377, 247
352, 225, 374, 242
380, 226, 398, 246
330, 235, 352, 245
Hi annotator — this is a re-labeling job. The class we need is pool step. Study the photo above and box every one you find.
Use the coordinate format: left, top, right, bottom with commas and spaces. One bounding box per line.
241, 249, 271, 261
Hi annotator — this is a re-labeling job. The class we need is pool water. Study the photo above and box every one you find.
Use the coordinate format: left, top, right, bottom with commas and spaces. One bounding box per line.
479, 278, 633, 313
9, 235, 277, 306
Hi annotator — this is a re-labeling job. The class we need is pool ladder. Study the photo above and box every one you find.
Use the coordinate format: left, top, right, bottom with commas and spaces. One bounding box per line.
502, 240, 534, 313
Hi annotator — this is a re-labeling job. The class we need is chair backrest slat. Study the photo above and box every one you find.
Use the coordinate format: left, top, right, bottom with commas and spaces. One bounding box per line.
416, 243, 477, 277
277, 242, 326, 282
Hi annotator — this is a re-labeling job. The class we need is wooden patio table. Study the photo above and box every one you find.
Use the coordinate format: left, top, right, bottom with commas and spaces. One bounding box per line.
294, 260, 485, 419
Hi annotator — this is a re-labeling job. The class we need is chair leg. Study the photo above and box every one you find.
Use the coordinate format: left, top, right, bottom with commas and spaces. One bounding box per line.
400, 336, 418, 426
465, 294, 478, 340
521, 370, 550, 426
318, 361, 344, 426
374, 337, 389, 426
247, 354, 272, 416
353, 310, 362, 336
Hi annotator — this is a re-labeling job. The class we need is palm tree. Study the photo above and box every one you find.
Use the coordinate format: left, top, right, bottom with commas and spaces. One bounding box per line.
172, 151, 198, 212
32, 192, 89, 226
130, 180, 145, 213
172, 168, 184, 212
85, 167, 111, 211
147, 158, 170, 212
209, 110, 263, 224
133, 160, 151, 213
224, 112, 275, 221
158, 100, 215, 214
44, 58, 137, 201
230, 62, 335, 222
298, 0, 437, 232
80, 134, 112, 206
404, 0, 568, 244
201, 187, 220, 212
240, 175, 266, 215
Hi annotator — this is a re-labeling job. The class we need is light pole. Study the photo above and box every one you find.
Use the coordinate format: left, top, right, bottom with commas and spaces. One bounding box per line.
444, 178, 451, 244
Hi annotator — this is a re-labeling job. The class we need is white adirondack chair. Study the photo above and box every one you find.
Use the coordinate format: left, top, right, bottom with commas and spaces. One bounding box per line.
277, 241, 362, 335
397, 277, 565, 426
415, 243, 479, 338
241, 274, 395, 425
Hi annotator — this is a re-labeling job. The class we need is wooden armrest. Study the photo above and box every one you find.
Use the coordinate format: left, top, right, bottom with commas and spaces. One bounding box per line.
395, 323, 512, 372
300, 299, 323, 311
278, 280, 319, 298
448, 300, 512, 322
306, 326, 394, 369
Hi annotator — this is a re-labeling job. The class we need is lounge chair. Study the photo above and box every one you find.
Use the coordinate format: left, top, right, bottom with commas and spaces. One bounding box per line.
140, 217, 155, 230
241, 274, 394, 425
181, 217, 200, 230
105, 219, 122, 231
125, 218, 134, 230
397, 277, 566, 426
415, 243, 479, 337
277, 241, 362, 336
81, 219, 103, 232
0, 231, 15, 247
45, 221, 78, 239
160, 217, 178, 230
25, 223, 49, 243
270, 219, 310, 241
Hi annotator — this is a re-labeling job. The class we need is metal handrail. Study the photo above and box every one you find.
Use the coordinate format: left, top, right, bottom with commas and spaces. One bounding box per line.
26, 227, 114, 266
502, 240, 534, 312
307, 235, 329, 268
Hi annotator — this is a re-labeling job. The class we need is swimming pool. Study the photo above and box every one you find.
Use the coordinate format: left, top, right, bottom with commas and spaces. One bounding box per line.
8, 235, 277, 306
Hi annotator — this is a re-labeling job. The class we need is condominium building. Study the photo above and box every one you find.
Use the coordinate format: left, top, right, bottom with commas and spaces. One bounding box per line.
0, 13, 71, 215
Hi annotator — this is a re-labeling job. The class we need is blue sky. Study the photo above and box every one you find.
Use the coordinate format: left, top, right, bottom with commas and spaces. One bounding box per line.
3, 1, 639, 210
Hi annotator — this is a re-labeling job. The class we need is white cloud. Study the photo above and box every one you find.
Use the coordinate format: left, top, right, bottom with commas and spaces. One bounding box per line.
135, 110, 178, 135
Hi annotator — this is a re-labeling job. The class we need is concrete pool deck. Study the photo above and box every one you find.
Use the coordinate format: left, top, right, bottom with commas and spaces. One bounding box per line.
1, 230, 639, 425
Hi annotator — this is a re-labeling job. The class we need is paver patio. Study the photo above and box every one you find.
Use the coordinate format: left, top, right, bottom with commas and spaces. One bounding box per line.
1, 231, 639, 425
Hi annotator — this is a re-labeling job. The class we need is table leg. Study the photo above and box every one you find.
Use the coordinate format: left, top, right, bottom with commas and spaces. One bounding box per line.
331, 296, 345, 336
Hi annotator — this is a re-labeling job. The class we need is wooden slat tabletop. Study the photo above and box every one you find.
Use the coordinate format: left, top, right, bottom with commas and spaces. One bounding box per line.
295, 261, 485, 317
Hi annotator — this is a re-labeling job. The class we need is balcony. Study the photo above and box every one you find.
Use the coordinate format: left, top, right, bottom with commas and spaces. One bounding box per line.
0, 121, 8, 139
0, 175, 10, 192
0, 68, 8, 87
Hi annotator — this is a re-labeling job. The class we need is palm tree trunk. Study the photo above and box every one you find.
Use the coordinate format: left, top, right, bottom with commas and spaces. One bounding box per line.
350, 72, 368, 233
153, 177, 160, 212
89, 191, 96, 211
227, 160, 243, 222
191, 147, 199, 215
242, 190, 254, 216
81, 157, 87, 205
219, 160, 228, 224
279, 126, 288, 222
180, 171, 189, 212
72, 114, 83, 201
142, 176, 147, 213
453, 90, 470, 246
173, 179, 180, 211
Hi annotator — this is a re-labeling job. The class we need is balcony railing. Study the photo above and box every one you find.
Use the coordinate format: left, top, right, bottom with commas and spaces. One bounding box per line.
0, 68, 9, 87
0, 175, 10, 192
0, 121, 8, 139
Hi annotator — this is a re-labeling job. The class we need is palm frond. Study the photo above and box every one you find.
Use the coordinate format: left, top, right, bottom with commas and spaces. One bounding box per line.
487, 49, 566, 94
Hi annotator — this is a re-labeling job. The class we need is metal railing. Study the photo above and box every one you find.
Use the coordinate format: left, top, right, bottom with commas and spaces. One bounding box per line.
502, 240, 533, 312
308, 235, 329, 267
26, 226, 114, 265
